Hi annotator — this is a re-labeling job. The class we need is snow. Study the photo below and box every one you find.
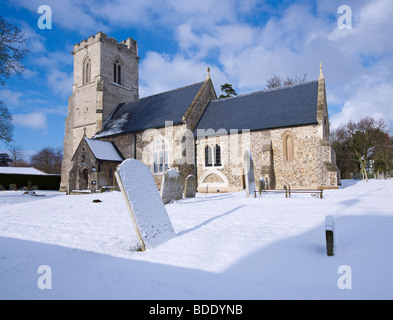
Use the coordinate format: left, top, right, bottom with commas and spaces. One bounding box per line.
84, 138, 123, 161
166, 168, 180, 178
1, 179, 393, 299
0, 167, 47, 175
325, 215, 335, 232
115, 159, 175, 249
94, 112, 129, 138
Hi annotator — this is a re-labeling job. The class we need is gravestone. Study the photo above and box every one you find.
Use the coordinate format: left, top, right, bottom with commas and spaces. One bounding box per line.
115, 159, 175, 251
325, 215, 335, 256
184, 174, 196, 198
161, 169, 184, 204
243, 150, 256, 197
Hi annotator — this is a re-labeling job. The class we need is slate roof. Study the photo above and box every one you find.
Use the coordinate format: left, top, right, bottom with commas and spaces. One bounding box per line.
194, 80, 319, 137
95, 82, 205, 138
84, 138, 123, 161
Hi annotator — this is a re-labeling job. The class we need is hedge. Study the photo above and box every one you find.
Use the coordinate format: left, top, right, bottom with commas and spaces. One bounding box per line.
0, 173, 61, 190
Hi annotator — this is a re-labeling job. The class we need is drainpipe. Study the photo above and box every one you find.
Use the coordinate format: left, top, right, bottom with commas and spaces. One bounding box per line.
194, 136, 198, 188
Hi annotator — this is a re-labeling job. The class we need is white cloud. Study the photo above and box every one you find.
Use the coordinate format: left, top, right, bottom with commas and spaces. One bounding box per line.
139, 51, 227, 97
30, 50, 73, 97
13, 112, 48, 131
0, 89, 24, 108
12, 0, 107, 34
46, 69, 73, 97
10, 0, 393, 132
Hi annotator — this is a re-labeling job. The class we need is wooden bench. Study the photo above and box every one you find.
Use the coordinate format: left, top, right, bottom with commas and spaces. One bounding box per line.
254, 187, 323, 199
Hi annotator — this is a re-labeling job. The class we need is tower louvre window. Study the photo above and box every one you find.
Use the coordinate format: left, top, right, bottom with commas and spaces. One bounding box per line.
83, 57, 91, 85
114, 59, 122, 85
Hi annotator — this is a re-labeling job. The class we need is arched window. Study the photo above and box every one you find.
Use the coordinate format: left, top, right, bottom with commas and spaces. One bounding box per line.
214, 144, 221, 166
83, 57, 91, 85
205, 145, 212, 167
113, 59, 122, 85
282, 131, 295, 162
153, 137, 169, 173
118, 64, 121, 85
205, 144, 221, 167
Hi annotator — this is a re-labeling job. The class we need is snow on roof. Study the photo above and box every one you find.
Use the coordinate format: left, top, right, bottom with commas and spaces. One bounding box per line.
84, 138, 123, 162
0, 167, 47, 175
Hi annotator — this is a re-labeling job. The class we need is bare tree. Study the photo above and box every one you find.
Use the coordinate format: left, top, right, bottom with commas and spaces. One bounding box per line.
266, 73, 307, 89
0, 100, 13, 144
283, 74, 308, 86
330, 127, 357, 179
336, 117, 388, 181
0, 16, 29, 86
30, 147, 63, 174
7, 144, 24, 167
266, 74, 282, 89
0, 17, 29, 144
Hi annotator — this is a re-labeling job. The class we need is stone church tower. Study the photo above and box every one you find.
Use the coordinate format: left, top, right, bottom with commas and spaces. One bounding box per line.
60, 32, 139, 192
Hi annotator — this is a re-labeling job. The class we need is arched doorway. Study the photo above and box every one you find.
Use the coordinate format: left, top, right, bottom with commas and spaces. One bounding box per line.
80, 168, 88, 190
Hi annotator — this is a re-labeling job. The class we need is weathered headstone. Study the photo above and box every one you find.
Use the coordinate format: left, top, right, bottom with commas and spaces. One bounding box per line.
325, 215, 335, 256
259, 178, 266, 190
184, 174, 196, 198
115, 159, 175, 251
243, 150, 256, 197
161, 168, 184, 204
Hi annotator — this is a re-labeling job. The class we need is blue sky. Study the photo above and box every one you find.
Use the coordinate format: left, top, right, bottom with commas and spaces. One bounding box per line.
1, 0, 393, 160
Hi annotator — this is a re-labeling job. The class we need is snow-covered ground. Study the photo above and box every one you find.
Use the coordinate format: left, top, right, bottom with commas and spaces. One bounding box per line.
1, 180, 393, 300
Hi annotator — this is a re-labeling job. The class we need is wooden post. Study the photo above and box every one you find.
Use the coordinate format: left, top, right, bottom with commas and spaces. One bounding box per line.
325, 215, 335, 256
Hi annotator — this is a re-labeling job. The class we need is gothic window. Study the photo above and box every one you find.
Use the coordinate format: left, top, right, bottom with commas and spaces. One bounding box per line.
282, 131, 295, 162
118, 64, 121, 85
114, 59, 122, 85
153, 137, 169, 173
83, 57, 91, 85
205, 144, 222, 167
205, 145, 212, 167
215, 145, 221, 166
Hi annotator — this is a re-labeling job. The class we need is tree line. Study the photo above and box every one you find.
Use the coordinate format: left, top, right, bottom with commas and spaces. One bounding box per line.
331, 117, 393, 180
0, 145, 62, 174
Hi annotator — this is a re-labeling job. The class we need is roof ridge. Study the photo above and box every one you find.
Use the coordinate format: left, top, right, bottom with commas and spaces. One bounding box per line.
138, 81, 205, 101
211, 79, 319, 103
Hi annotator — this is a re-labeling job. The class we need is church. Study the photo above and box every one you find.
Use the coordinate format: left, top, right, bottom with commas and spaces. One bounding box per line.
60, 31, 340, 193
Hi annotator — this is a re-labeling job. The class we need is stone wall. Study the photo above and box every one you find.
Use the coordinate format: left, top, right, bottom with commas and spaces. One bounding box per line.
196, 124, 339, 192
101, 123, 195, 191
182, 77, 217, 132
68, 138, 121, 191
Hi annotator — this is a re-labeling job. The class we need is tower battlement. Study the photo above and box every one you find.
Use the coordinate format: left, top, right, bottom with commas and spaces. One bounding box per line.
72, 31, 138, 56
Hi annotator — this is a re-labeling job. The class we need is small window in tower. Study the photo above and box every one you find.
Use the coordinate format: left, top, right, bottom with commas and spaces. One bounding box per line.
114, 59, 122, 85
83, 57, 91, 85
